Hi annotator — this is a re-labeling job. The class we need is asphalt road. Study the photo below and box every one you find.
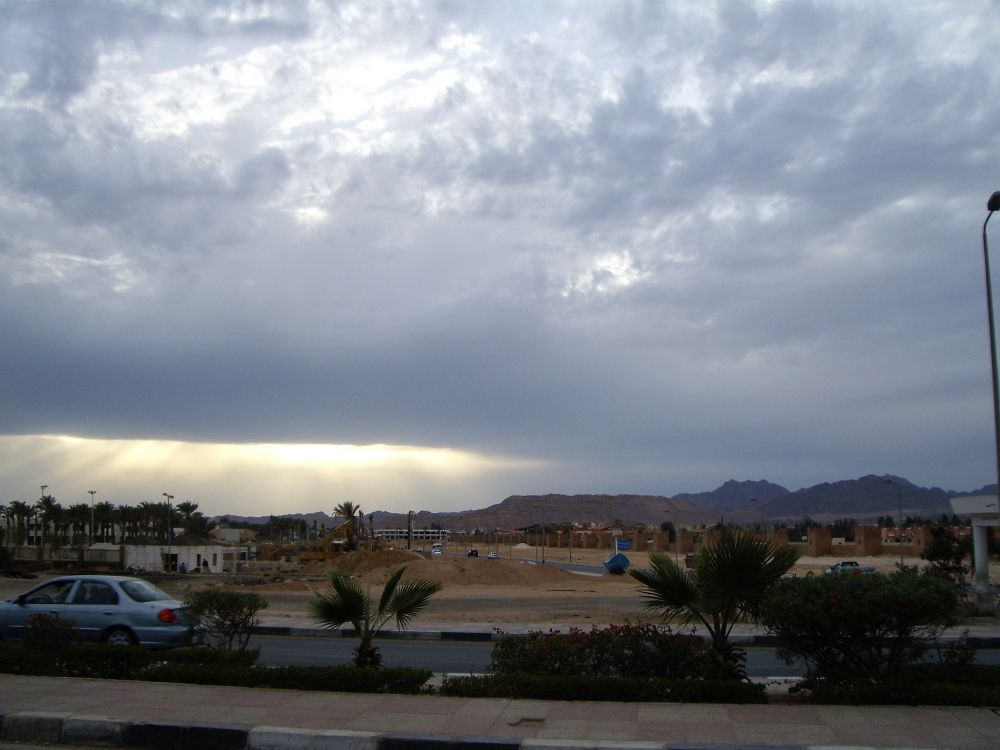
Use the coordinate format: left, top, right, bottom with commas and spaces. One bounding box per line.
250, 634, 1000, 677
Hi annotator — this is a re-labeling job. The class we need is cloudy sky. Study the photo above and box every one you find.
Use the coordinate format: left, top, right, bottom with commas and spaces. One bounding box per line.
2, 1, 999, 517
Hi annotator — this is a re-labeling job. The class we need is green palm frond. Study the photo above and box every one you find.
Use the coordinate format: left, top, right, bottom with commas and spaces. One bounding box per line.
308, 573, 368, 633
696, 531, 798, 620
631, 533, 798, 651
377, 567, 405, 616
310, 565, 442, 667
384, 578, 443, 630
629, 553, 700, 623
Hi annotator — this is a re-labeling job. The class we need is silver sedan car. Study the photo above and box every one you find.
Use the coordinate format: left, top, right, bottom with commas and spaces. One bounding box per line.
0, 575, 197, 648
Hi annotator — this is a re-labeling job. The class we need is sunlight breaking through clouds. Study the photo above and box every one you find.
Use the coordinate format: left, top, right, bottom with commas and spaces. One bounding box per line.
0, 435, 548, 516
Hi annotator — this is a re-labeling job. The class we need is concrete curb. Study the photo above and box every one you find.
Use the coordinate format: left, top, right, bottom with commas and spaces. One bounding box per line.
0, 710, 987, 750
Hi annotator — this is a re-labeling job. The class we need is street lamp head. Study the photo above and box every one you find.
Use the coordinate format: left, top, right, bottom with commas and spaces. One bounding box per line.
989, 191, 1000, 212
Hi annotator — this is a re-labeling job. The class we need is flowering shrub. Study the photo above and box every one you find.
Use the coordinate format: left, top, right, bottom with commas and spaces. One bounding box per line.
489, 623, 724, 679
760, 570, 958, 683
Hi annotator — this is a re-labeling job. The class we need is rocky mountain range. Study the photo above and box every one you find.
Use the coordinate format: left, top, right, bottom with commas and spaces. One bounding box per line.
216, 475, 997, 532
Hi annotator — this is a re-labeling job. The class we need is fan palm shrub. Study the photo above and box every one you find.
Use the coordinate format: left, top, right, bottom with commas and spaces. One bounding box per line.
309, 566, 441, 667
629, 530, 798, 676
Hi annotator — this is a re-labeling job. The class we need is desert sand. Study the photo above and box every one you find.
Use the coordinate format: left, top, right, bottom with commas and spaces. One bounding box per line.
2, 546, 993, 630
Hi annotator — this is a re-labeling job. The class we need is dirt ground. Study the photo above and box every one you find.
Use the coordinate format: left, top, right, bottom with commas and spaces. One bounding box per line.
2, 547, 997, 629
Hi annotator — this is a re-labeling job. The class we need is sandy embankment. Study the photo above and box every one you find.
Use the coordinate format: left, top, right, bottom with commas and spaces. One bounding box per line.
2, 546, 994, 629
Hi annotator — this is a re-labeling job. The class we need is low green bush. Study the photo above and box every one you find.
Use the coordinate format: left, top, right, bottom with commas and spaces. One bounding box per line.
805, 679, 1000, 706
440, 673, 767, 703
139, 662, 432, 694
898, 661, 1000, 687
489, 624, 721, 679
60, 644, 156, 679
0, 641, 56, 675
184, 588, 267, 656
157, 645, 259, 666
0, 641, 153, 679
760, 570, 959, 683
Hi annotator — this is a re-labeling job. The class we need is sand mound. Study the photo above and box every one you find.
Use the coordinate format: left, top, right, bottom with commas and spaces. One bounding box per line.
351, 557, 580, 588
226, 550, 599, 594
297, 549, 422, 576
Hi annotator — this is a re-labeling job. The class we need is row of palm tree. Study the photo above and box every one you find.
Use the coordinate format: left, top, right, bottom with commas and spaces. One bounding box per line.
0, 496, 208, 548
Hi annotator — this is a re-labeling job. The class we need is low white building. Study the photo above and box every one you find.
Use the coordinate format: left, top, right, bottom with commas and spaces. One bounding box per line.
122, 544, 225, 574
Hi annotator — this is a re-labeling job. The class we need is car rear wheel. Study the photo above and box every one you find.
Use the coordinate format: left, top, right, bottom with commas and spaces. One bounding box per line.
102, 627, 138, 646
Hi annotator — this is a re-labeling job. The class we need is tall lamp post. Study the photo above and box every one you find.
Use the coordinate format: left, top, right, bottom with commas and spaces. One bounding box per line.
983, 191, 1000, 501
672, 507, 679, 563
883, 477, 904, 569
162, 493, 174, 572
534, 505, 546, 565
87, 490, 96, 546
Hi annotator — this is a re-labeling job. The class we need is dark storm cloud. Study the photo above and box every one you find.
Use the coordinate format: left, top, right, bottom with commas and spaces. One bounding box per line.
1, 0, 999, 508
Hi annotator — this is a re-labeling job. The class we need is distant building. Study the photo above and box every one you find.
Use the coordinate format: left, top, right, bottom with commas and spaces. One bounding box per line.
212, 526, 256, 544
373, 528, 452, 542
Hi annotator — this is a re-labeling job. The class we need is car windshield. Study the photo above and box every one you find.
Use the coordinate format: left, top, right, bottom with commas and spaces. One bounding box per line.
119, 579, 173, 603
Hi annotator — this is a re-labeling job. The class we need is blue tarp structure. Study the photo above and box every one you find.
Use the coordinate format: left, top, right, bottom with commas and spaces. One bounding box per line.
604, 552, 630, 574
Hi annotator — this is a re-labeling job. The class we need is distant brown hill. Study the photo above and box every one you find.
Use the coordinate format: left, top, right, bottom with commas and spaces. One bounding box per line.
215, 476, 996, 532
370, 493, 710, 532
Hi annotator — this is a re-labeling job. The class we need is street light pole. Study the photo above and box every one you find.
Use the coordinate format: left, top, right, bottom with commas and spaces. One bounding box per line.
672, 508, 679, 564
534, 505, 546, 565
983, 192, 1000, 504
884, 477, 904, 569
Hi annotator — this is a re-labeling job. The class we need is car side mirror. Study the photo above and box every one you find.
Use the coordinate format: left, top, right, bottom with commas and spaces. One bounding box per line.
15, 595, 27, 606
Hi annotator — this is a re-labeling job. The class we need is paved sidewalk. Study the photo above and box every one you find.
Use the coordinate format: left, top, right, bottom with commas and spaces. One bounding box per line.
2, 673, 999, 750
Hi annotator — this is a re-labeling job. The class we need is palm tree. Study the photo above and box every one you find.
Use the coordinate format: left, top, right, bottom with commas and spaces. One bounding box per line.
309, 566, 441, 667
333, 501, 361, 551
35, 494, 63, 547
117, 504, 138, 542
66, 503, 91, 545
629, 530, 798, 674
94, 501, 116, 543
8, 501, 31, 546
136, 501, 163, 541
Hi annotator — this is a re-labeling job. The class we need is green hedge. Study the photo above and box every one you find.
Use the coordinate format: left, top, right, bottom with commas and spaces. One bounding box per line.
900, 661, 1000, 686
797, 662, 1000, 706
157, 645, 259, 666
805, 679, 1000, 706
0, 640, 429, 695
0, 642, 58, 675
0, 642, 154, 679
440, 673, 767, 703
489, 624, 722, 680
139, 662, 432, 694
